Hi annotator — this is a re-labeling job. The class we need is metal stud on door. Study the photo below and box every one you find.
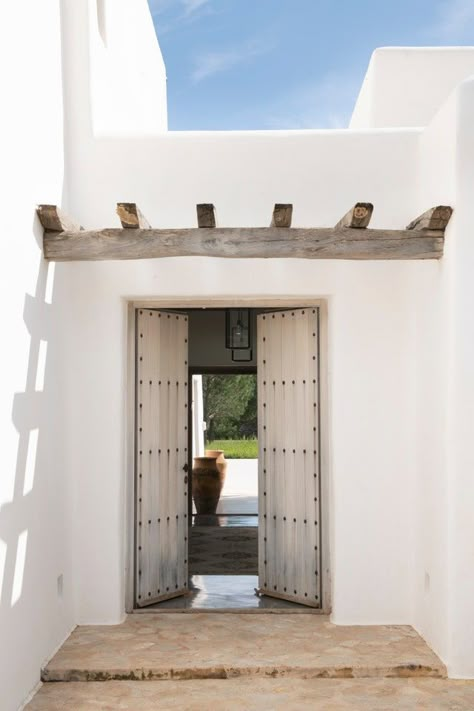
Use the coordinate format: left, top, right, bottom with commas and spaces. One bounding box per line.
257, 308, 321, 607
135, 309, 188, 607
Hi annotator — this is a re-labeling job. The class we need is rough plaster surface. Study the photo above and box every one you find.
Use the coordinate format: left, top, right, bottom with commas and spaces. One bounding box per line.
42, 614, 445, 682
27, 679, 474, 710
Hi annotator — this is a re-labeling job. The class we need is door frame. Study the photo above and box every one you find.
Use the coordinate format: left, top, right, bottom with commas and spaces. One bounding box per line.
125, 297, 331, 613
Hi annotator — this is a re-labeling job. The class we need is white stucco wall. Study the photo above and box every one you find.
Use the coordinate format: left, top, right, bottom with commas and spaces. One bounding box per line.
58, 7, 422, 635
89, 0, 168, 135
0, 3, 75, 710
58, 14, 474, 674
446, 78, 474, 678
57, 11, 422, 629
351, 47, 474, 128
63, 103, 422, 626
2, 3, 474, 707
0, 1, 168, 709
410, 87, 456, 673
53, 1, 474, 679
406, 78, 474, 679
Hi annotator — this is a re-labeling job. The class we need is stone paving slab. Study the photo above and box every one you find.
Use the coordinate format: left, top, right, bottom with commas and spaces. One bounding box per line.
42, 614, 446, 681
27, 679, 474, 710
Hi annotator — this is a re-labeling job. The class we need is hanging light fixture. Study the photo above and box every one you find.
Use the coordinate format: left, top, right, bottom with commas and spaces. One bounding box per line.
225, 309, 251, 350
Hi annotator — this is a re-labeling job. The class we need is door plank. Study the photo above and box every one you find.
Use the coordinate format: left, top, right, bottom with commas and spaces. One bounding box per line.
258, 318, 268, 589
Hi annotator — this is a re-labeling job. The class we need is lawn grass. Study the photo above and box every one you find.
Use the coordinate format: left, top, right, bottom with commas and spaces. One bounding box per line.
206, 439, 258, 459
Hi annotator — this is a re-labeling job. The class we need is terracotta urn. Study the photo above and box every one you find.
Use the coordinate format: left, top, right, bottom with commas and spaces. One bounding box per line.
192, 456, 225, 515
204, 449, 228, 479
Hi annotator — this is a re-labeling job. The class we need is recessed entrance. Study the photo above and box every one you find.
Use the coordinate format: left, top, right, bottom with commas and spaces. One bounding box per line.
130, 300, 328, 612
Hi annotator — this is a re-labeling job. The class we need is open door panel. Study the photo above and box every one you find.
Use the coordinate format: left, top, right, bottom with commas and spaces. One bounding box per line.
257, 308, 321, 608
135, 309, 188, 607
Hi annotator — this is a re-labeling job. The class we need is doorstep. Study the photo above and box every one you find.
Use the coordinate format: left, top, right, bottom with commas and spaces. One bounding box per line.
41, 614, 446, 682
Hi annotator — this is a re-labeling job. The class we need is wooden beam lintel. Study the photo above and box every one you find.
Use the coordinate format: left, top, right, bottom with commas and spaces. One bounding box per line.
43, 226, 444, 262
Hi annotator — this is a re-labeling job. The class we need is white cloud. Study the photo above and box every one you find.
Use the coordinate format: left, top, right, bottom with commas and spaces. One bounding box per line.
149, 0, 210, 20
182, 0, 210, 17
148, 0, 211, 35
192, 39, 272, 83
429, 0, 474, 41
148, 0, 172, 16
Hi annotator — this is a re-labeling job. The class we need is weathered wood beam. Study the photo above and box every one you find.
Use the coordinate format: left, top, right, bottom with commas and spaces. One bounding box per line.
36, 205, 82, 232
116, 203, 150, 229
336, 202, 373, 229
43, 227, 444, 262
196, 204, 216, 228
271, 204, 293, 228
407, 206, 453, 231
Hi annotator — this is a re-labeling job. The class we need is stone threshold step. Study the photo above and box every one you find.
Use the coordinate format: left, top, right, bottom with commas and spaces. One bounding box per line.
27, 679, 474, 710
132, 607, 323, 614
42, 663, 444, 682
42, 614, 446, 683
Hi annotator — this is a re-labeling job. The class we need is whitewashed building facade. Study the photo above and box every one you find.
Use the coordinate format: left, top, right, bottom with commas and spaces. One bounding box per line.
1, 2, 474, 708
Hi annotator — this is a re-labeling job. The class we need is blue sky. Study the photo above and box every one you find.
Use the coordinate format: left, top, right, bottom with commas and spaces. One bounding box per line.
147, 0, 474, 130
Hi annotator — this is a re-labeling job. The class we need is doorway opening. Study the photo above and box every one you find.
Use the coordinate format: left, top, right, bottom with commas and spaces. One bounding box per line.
131, 303, 327, 612
186, 370, 260, 608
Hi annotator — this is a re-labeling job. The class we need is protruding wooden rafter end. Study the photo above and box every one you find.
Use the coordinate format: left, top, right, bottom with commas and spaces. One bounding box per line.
271, 204, 293, 228
407, 206, 453, 232
336, 202, 374, 229
116, 203, 151, 229
36, 205, 82, 233
196, 204, 216, 228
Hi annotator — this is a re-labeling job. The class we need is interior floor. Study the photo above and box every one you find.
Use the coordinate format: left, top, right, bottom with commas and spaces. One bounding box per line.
192, 515, 257, 526
143, 575, 310, 610
190, 513, 258, 575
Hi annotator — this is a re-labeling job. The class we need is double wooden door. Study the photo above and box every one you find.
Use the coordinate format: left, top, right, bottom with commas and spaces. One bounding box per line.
135, 307, 321, 608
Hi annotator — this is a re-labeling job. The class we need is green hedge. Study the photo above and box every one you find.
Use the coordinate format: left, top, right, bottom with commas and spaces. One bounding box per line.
206, 439, 258, 459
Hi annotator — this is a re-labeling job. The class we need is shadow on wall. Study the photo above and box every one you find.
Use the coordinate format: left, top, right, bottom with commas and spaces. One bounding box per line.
0, 215, 52, 602
0, 211, 73, 703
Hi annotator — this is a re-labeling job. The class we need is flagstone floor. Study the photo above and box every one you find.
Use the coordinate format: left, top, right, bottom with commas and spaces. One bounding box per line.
41, 614, 445, 682
27, 678, 474, 710
27, 613, 474, 710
